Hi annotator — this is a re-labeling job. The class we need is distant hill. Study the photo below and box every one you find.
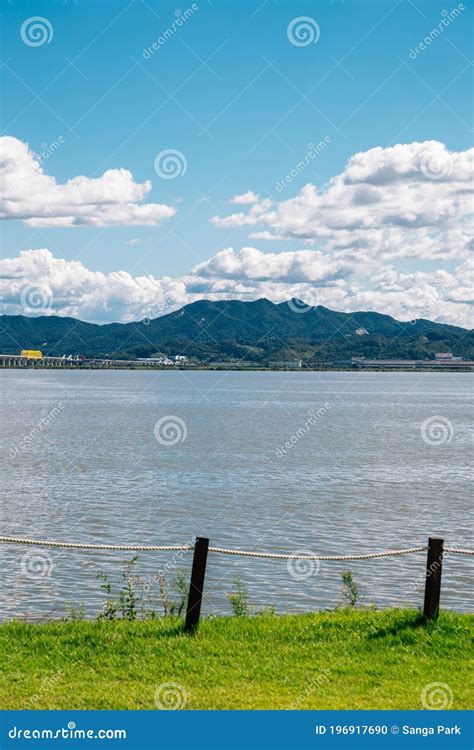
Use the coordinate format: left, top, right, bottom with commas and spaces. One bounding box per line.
0, 298, 472, 363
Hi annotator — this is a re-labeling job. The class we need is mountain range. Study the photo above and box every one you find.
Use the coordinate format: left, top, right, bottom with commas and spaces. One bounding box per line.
0, 299, 472, 363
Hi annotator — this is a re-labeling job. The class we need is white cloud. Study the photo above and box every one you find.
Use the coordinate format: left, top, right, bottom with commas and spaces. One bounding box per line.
231, 191, 261, 205
1, 140, 472, 328
1, 246, 472, 328
0, 136, 176, 227
212, 141, 474, 261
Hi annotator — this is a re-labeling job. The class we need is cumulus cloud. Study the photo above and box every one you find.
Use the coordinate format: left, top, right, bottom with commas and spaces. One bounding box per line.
1, 140, 472, 327
231, 191, 261, 205
212, 141, 474, 261
1, 246, 472, 328
0, 136, 176, 227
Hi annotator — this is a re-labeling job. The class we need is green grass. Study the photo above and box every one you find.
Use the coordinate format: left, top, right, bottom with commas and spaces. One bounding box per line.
0, 609, 472, 710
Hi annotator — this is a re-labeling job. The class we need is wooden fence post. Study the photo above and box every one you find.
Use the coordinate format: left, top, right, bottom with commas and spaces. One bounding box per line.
184, 536, 209, 633
423, 537, 444, 621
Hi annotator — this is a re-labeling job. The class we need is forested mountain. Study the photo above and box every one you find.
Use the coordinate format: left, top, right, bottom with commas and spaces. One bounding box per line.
0, 298, 472, 362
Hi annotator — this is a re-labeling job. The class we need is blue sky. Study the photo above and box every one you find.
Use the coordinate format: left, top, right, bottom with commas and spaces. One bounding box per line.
1, 0, 473, 324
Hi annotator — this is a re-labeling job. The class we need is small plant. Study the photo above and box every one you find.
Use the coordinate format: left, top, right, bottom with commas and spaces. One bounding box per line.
227, 578, 251, 616
158, 569, 188, 617
96, 559, 189, 620
97, 572, 119, 621
64, 604, 85, 621
340, 570, 359, 608
119, 556, 139, 620
97, 557, 140, 620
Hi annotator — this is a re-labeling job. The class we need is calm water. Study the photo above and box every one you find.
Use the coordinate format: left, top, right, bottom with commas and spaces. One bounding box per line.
0, 369, 472, 619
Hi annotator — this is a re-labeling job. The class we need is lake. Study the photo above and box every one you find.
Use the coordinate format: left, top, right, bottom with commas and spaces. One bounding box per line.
0, 369, 472, 620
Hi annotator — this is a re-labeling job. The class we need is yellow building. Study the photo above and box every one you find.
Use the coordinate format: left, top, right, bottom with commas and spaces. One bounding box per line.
21, 350, 43, 360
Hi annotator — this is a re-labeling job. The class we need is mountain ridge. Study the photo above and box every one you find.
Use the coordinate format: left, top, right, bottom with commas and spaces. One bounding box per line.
0, 298, 472, 362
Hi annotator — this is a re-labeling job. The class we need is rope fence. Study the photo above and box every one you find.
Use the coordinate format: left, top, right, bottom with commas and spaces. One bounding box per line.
0, 535, 472, 557
1, 534, 472, 631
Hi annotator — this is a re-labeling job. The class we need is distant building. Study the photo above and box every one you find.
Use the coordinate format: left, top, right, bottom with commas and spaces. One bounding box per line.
349, 357, 473, 370
355, 327, 369, 336
174, 355, 188, 362
434, 352, 461, 361
137, 357, 173, 365
269, 360, 302, 369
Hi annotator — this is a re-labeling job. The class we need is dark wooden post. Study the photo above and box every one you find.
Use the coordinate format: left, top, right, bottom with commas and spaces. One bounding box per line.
423, 537, 444, 621
184, 537, 209, 633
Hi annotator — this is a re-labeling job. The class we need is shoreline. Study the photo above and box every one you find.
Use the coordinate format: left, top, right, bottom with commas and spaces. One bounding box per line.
1, 365, 473, 373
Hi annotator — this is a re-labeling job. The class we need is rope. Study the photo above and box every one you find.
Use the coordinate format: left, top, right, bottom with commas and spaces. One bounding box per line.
444, 548, 474, 556
208, 546, 427, 560
0, 536, 191, 552
0, 535, 471, 559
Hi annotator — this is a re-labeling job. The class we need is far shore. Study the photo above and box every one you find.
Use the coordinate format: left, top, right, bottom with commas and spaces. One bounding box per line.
1, 364, 474, 373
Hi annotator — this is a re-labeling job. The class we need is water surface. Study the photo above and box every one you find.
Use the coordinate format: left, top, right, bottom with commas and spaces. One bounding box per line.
1, 369, 472, 619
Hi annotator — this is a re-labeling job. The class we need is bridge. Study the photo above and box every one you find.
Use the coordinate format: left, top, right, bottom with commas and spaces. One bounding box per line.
0, 354, 80, 368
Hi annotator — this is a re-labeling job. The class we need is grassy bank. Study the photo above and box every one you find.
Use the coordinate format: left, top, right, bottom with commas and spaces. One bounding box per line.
1, 609, 472, 710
